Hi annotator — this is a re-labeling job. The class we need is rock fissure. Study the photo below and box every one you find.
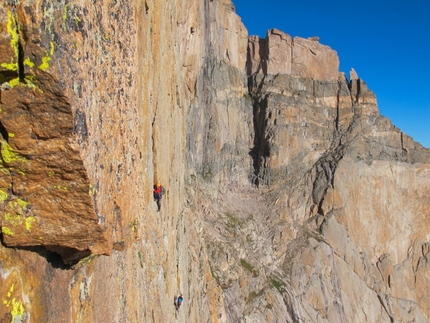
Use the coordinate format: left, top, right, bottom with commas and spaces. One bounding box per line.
377, 294, 395, 323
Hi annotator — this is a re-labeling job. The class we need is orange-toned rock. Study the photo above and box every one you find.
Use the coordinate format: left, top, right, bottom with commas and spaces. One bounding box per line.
0, 73, 108, 262
247, 28, 340, 80
0, 0, 429, 322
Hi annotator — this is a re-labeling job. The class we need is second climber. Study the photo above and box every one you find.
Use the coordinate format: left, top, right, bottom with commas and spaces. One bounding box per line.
153, 183, 165, 211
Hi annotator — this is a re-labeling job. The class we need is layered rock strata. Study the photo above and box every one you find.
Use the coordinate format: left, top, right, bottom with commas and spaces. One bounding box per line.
199, 29, 430, 322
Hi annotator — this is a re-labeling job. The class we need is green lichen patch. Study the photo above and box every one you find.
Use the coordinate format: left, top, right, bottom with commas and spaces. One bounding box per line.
1, 140, 27, 164
269, 276, 285, 291
5, 75, 42, 92
71, 254, 99, 269
130, 219, 138, 232
3, 198, 32, 232
8, 77, 20, 88
1, 11, 19, 72
89, 183, 96, 196
63, 3, 83, 31
240, 258, 259, 277
0, 163, 10, 175
62, 3, 69, 22
0, 189, 8, 201
15, 198, 29, 210
1, 59, 18, 71
1, 10, 41, 93
4, 212, 22, 226
3, 284, 25, 322
24, 75, 40, 90
6, 11, 19, 57
25, 217, 35, 231
240, 259, 254, 272
38, 42, 55, 71
0, 140, 28, 176
11, 298, 25, 322
1, 226, 14, 235
137, 251, 144, 268
38, 53, 51, 71
23, 57, 35, 68
225, 212, 245, 233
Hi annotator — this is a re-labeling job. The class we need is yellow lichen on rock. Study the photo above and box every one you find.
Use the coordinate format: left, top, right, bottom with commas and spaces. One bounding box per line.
6, 11, 19, 57
4, 212, 22, 226
1, 226, 14, 235
0, 140, 28, 165
15, 198, 29, 210
0, 11, 19, 71
1, 58, 18, 71
89, 183, 96, 196
54, 185, 68, 191
25, 217, 35, 231
1, 277, 26, 323
38, 42, 55, 71
0, 188, 8, 201
24, 58, 35, 68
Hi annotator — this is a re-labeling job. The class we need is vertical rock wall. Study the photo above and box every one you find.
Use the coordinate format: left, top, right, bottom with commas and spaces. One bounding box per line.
210, 29, 430, 322
0, 0, 251, 321
0, 1, 429, 323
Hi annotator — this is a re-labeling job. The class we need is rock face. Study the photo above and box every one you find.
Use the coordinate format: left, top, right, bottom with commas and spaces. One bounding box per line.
237, 69, 429, 321
247, 29, 339, 80
0, 1, 429, 323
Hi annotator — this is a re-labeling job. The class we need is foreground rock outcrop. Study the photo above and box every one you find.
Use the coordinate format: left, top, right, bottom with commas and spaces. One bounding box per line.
0, 1, 429, 322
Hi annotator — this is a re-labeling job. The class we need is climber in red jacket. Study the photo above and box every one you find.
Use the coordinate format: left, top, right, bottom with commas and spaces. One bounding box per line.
153, 183, 165, 211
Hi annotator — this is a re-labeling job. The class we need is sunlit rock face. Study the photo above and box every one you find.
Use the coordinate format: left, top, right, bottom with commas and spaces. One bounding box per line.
202, 29, 429, 322
0, 1, 429, 323
0, 0, 248, 321
247, 29, 339, 80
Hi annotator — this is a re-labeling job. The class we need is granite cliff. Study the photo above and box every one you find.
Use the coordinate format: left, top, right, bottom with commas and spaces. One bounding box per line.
0, 1, 429, 322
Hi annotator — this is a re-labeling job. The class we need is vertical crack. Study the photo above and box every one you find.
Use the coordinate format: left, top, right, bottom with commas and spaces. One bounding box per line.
376, 294, 395, 323
17, 39, 24, 82
151, 110, 158, 183
0, 121, 9, 141
335, 82, 341, 131
248, 75, 270, 186
400, 132, 407, 155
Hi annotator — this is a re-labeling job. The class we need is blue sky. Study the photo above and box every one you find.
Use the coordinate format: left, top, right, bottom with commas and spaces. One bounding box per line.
233, 0, 430, 148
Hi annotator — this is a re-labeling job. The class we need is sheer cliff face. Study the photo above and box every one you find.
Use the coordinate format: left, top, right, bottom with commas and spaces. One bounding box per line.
206, 30, 430, 322
0, 1, 429, 323
0, 0, 247, 322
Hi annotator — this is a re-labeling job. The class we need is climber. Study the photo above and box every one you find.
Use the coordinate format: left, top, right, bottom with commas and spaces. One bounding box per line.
153, 183, 165, 211
176, 294, 183, 310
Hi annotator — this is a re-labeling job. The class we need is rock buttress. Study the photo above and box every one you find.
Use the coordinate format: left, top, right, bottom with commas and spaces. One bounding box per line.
196, 29, 430, 322
0, 5, 108, 262
0, 0, 250, 322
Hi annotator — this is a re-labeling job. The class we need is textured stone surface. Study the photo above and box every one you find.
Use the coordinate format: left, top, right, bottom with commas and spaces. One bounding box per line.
0, 0, 248, 321
247, 29, 340, 80
207, 31, 429, 322
0, 0, 429, 322
0, 7, 108, 262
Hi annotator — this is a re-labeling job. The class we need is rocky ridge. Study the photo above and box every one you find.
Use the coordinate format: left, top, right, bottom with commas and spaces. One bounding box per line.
192, 29, 430, 322
0, 1, 429, 322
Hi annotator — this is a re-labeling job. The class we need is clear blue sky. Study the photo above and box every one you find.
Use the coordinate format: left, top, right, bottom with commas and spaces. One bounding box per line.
233, 0, 430, 148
